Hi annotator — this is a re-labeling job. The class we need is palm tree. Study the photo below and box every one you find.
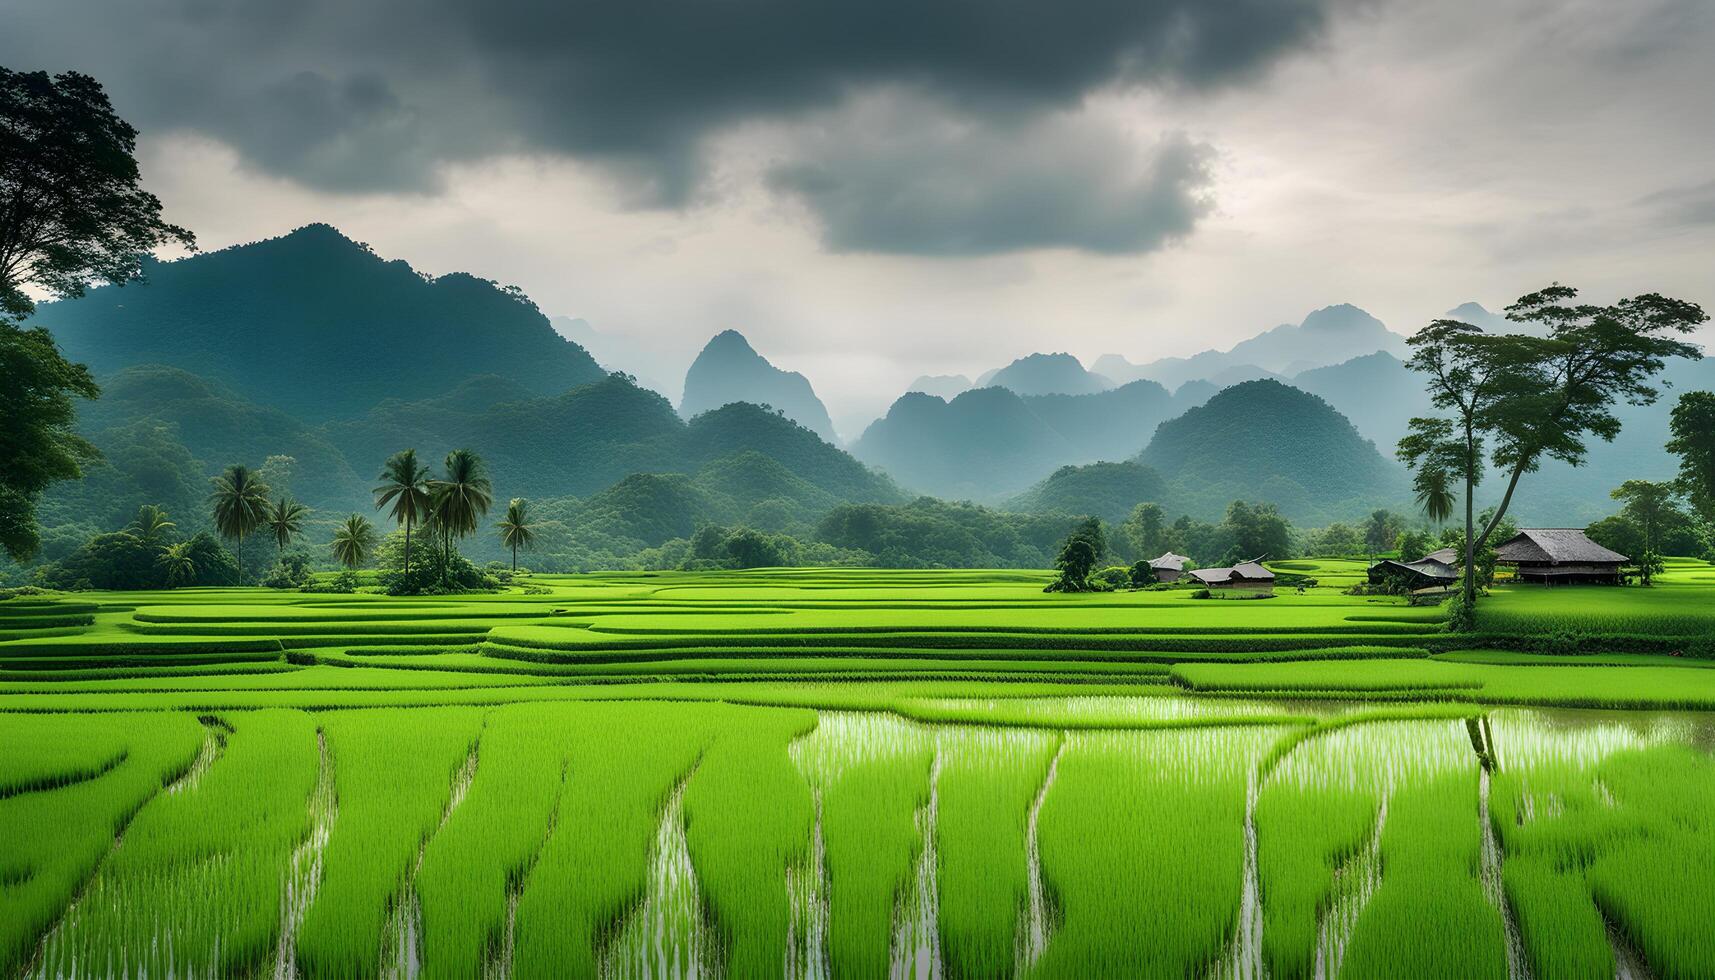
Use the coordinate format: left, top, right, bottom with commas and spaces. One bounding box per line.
130, 504, 176, 543
496, 498, 535, 573
209, 464, 271, 583
265, 496, 309, 558
155, 541, 197, 588
375, 449, 432, 576
1414, 465, 1456, 526
429, 449, 493, 583
331, 514, 377, 569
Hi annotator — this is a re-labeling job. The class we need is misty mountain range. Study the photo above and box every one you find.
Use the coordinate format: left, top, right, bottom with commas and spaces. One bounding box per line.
26, 223, 1709, 538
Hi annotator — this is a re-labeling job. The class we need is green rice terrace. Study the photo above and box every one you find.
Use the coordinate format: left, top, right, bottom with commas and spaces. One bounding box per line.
6, 559, 1715, 979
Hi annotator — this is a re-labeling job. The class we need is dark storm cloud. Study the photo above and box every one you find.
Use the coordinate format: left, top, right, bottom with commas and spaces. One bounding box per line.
3, 0, 1342, 250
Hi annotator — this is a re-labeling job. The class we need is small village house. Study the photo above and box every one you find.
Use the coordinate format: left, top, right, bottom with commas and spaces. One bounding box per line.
1367, 556, 1458, 591
1188, 559, 1276, 593
1494, 528, 1628, 584
1149, 552, 1191, 583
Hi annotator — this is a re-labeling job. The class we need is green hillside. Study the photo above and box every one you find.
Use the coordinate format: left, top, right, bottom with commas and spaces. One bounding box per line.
68, 365, 366, 513
1137, 379, 1406, 522
1007, 461, 1171, 522
32, 224, 607, 420
854, 387, 1076, 499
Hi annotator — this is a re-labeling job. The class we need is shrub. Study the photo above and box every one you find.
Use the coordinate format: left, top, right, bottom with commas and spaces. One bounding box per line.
378, 542, 497, 596
1089, 566, 1132, 592
260, 551, 314, 589
1128, 560, 1157, 589
1190, 588, 1212, 599
300, 570, 360, 594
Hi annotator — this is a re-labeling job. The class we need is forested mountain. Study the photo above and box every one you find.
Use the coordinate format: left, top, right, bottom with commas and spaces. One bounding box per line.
77, 366, 368, 511
977, 352, 1113, 395
1097, 304, 1408, 391
679, 330, 837, 442
854, 378, 1183, 500
1137, 379, 1408, 522
1006, 461, 1171, 522
854, 387, 1074, 499
1017, 380, 1176, 460
19, 217, 1696, 578
33, 224, 606, 420
1290, 351, 1428, 451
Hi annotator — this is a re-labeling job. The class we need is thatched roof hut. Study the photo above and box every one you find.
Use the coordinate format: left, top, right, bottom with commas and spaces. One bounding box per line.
1368, 557, 1458, 590
1149, 552, 1191, 583
1189, 559, 1275, 592
1494, 529, 1627, 584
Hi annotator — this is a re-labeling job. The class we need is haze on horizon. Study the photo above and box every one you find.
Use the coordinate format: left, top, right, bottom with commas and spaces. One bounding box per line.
5, 0, 1714, 433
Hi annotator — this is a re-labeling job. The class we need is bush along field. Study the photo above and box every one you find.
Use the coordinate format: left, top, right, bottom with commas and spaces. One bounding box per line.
5, 562, 1715, 977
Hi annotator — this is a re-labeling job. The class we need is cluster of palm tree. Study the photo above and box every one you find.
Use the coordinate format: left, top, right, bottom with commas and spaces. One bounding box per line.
203, 449, 540, 589
373, 448, 534, 584
207, 464, 314, 584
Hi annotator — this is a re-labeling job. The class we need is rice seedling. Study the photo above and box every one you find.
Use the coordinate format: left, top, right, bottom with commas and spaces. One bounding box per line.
413, 703, 574, 979
1029, 725, 1280, 979
931, 726, 1059, 979
1338, 769, 1508, 979
0, 712, 134, 797
1586, 745, 1715, 980
292, 706, 486, 979
791, 710, 936, 979
510, 701, 719, 978
0, 712, 207, 975
38, 710, 321, 977
683, 706, 818, 978
1252, 784, 1376, 980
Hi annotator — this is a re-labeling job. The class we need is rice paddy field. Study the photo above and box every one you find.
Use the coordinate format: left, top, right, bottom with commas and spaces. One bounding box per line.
5, 558, 1715, 978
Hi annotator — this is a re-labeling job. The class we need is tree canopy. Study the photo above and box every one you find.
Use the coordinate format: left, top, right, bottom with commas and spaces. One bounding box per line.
1667, 390, 1715, 524
0, 68, 193, 562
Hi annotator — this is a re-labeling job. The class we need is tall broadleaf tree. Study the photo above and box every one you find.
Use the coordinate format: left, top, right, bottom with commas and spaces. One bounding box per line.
331, 514, 378, 570
1401, 286, 1705, 612
208, 465, 270, 583
1667, 390, 1715, 525
429, 449, 493, 583
1480, 286, 1704, 537
1609, 480, 1677, 585
0, 68, 195, 560
497, 497, 535, 573
375, 449, 432, 576
1396, 319, 1531, 610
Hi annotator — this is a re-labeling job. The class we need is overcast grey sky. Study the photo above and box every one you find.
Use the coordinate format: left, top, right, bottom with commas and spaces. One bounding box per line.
5, 0, 1713, 434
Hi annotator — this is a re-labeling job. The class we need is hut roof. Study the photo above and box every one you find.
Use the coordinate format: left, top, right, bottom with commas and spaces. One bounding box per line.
1149, 552, 1191, 571
1189, 559, 1274, 584
1231, 561, 1275, 580
1495, 529, 1627, 565
1423, 547, 1460, 565
1369, 557, 1457, 582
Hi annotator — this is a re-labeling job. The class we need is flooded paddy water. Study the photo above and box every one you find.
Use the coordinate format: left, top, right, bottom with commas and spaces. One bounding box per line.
7, 695, 1713, 979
